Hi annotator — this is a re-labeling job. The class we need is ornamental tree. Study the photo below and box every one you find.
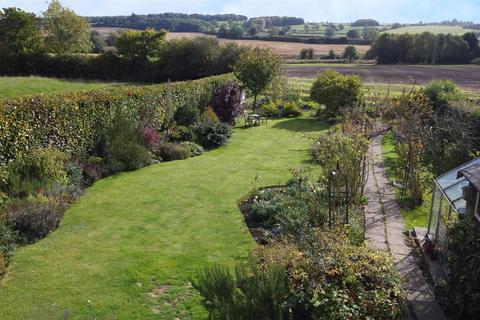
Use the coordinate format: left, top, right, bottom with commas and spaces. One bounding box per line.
310, 70, 363, 119
234, 48, 281, 110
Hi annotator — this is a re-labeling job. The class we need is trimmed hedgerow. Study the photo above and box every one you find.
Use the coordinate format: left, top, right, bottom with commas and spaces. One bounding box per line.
0, 74, 234, 168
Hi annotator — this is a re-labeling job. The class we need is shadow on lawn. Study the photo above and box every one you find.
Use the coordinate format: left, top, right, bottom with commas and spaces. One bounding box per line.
272, 118, 329, 132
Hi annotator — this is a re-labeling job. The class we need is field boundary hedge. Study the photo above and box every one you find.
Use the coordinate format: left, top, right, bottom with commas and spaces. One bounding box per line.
0, 74, 234, 167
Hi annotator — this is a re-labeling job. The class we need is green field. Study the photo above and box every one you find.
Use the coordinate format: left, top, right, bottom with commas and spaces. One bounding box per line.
386, 25, 476, 35
0, 77, 122, 98
0, 117, 328, 319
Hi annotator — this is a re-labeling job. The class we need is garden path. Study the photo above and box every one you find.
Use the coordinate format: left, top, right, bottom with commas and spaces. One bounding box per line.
365, 135, 446, 320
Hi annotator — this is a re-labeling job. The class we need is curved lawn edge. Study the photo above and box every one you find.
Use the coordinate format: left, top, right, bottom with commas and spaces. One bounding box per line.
0, 117, 328, 319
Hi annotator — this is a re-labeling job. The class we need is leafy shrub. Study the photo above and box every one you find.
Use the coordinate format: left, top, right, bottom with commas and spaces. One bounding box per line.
64, 162, 84, 186
250, 189, 281, 225
180, 141, 204, 157
0, 219, 18, 261
157, 142, 191, 162
138, 123, 161, 153
199, 106, 220, 123
211, 81, 245, 125
6, 196, 69, 243
260, 101, 302, 118
170, 125, 194, 142
173, 103, 200, 126
269, 77, 302, 104
106, 110, 151, 171
193, 262, 287, 320
194, 121, 232, 149
424, 79, 462, 111
312, 132, 369, 200
81, 157, 111, 185
447, 219, 480, 319
254, 230, 405, 319
310, 71, 363, 120
280, 102, 302, 117
4, 147, 68, 197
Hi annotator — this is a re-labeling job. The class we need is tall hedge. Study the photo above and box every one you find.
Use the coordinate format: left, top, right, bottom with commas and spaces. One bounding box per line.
0, 74, 233, 166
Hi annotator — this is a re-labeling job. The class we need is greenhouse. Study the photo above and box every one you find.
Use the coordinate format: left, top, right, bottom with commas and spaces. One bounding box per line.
428, 157, 480, 272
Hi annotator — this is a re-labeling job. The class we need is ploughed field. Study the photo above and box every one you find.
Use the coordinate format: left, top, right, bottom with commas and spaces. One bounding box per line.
93, 28, 370, 58
284, 64, 480, 90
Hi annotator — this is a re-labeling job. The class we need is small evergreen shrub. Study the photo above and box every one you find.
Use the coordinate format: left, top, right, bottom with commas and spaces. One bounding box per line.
4, 147, 68, 197
0, 219, 18, 261
199, 106, 220, 123
64, 162, 84, 186
106, 110, 151, 171
6, 196, 69, 243
193, 262, 287, 319
170, 126, 194, 142
81, 157, 111, 185
194, 121, 232, 149
157, 142, 191, 162
260, 101, 302, 118
250, 189, 281, 225
180, 141, 204, 157
174, 104, 200, 126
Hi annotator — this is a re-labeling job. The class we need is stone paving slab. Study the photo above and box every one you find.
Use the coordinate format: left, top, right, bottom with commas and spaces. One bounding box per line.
365, 135, 446, 320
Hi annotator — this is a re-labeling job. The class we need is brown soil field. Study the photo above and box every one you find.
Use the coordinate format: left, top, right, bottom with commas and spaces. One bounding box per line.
285, 64, 480, 90
92, 28, 370, 57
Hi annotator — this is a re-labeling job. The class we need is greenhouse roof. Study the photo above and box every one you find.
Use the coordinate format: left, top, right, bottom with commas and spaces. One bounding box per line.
435, 157, 480, 215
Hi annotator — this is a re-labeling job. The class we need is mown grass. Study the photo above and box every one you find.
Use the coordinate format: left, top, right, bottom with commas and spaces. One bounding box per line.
0, 77, 123, 98
0, 117, 328, 319
381, 133, 430, 230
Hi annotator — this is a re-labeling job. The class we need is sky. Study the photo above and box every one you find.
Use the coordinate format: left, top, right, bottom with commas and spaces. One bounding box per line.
2, 0, 480, 23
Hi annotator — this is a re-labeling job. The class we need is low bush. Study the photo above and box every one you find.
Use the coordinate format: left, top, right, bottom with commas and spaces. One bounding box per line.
194, 121, 232, 149
157, 142, 191, 162
4, 147, 68, 197
260, 101, 302, 118
106, 110, 152, 171
170, 126, 194, 142
250, 188, 282, 225
254, 230, 405, 319
180, 141, 204, 157
424, 79, 462, 111
0, 219, 18, 261
64, 162, 84, 186
199, 106, 220, 123
193, 262, 287, 320
138, 123, 161, 153
174, 104, 200, 126
6, 196, 69, 243
81, 157, 111, 185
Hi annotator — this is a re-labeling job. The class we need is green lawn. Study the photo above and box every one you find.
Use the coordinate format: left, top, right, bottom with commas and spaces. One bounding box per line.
381, 133, 430, 230
0, 118, 328, 319
0, 77, 122, 98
